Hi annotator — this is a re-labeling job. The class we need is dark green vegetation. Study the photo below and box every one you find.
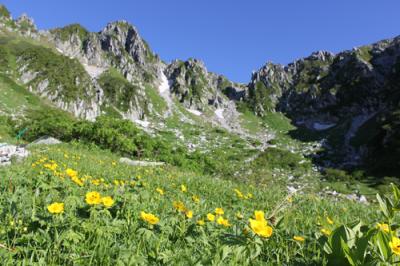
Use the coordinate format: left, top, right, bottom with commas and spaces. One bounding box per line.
0, 33, 94, 102
98, 69, 143, 113
50, 24, 90, 43
16, 108, 217, 174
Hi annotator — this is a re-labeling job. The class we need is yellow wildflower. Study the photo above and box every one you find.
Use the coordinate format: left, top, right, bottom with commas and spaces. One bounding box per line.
293, 236, 305, 242
71, 175, 84, 186
390, 236, 400, 255
234, 189, 244, 198
44, 163, 57, 171
101, 196, 114, 208
181, 184, 187, 193
65, 168, 77, 178
185, 210, 193, 219
140, 211, 159, 225
215, 208, 224, 215
249, 218, 273, 238
236, 212, 244, 219
91, 179, 101, 186
321, 228, 331, 236
254, 210, 265, 221
192, 195, 200, 203
156, 188, 164, 195
85, 191, 102, 205
197, 220, 205, 226
326, 217, 334, 225
47, 202, 64, 214
217, 216, 231, 227
377, 223, 390, 233
173, 201, 187, 212
207, 213, 215, 222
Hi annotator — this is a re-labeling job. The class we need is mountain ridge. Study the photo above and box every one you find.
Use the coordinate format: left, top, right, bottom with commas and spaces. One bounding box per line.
1, 3, 400, 177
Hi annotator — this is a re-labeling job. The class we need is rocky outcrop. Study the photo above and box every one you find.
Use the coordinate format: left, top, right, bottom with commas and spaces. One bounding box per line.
0, 143, 28, 166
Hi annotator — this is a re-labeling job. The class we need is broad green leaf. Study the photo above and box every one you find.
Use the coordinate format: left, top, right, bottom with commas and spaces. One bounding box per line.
376, 194, 392, 219
341, 237, 356, 266
374, 230, 391, 261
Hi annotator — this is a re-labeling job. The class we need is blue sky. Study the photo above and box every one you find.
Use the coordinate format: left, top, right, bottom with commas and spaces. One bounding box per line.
3, 0, 400, 83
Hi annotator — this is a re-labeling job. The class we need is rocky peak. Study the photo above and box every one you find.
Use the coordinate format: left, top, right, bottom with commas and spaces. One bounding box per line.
309, 50, 335, 62
15, 13, 37, 30
100, 20, 151, 66
165, 58, 235, 111
0, 5, 11, 20
251, 62, 290, 89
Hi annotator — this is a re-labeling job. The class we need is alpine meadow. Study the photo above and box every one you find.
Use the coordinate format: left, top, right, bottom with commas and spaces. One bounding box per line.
2, 2, 400, 265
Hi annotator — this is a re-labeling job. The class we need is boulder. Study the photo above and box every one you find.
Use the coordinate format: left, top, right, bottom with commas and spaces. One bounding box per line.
0, 143, 29, 166
119, 157, 165, 167
30, 136, 62, 146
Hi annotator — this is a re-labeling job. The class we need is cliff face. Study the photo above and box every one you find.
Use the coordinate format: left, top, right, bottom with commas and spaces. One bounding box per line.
1, 3, 400, 174
247, 37, 400, 171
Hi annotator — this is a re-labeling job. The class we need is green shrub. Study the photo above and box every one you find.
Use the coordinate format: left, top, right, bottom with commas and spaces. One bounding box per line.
17, 110, 214, 174
323, 168, 352, 182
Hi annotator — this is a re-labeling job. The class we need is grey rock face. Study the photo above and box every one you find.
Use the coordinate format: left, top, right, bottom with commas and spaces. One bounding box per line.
0, 144, 29, 166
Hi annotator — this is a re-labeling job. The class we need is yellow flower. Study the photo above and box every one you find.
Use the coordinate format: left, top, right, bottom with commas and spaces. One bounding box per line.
140, 211, 159, 225
326, 217, 334, 225
185, 210, 193, 219
236, 212, 244, 219
377, 223, 390, 233
249, 218, 273, 238
65, 168, 77, 178
85, 191, 102, 205
234, 189, 244, 198
101, 196, 114, 208
156, 188, 164, 195
390, 236, 400, 255
287, 197, 293, 203
112, 161, 117, 166
254, 210, 265, 221
181, 184, 187, 193
47, 202, 64, 214
91, 179, 101, 186
192, 195, 200, 203
217, 216, 231, 227
321, 228, 331, 236
215, 208, 224, 215
173, 201, 187, 212
197, 220, 205, 226
44, 163, 57, 171
71, 175, 84, 186
207, 213, 215, 222
293, 236, 305, 242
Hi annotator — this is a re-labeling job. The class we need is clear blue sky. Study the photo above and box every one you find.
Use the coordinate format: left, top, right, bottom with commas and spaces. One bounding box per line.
3, 0, 400, 83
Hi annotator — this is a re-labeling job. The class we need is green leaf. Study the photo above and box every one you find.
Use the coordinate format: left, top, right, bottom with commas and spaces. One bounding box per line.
375, 230, 391, 261
391, 183, 400, 203
341, 237, 356, 266
376, 194, 393, 219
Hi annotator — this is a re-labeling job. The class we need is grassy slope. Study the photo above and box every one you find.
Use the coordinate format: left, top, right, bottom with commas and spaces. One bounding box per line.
0, 142, 377, 265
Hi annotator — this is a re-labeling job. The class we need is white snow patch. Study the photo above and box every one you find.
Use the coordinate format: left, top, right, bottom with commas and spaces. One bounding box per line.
187, 109, 202, 116
215, 108, 224, 119
83, 64, 106, 78
157, 71, 173, 117
134, 120, 150, 128
313, 122, 336, 131
159, 72, 169, 93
